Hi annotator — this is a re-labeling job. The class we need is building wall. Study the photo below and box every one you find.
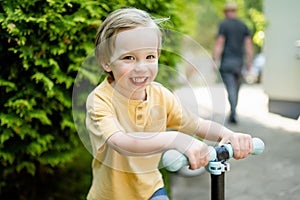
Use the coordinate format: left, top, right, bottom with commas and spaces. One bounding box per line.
263, 0, 300, 119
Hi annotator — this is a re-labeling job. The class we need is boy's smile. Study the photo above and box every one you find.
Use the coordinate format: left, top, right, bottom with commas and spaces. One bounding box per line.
108, 26, 160, 100
130, 77, 148, 86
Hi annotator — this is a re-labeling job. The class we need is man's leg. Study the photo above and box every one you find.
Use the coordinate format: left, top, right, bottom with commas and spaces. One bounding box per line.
220, 72, 241, 123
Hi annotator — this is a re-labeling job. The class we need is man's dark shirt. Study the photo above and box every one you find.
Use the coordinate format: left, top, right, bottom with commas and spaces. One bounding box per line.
218, 18, 250, 73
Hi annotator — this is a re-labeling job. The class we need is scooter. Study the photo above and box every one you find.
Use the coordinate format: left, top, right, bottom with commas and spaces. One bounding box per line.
162, 138, 265, 200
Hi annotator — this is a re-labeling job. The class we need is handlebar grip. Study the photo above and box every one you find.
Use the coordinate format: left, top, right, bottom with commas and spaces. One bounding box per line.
218, 137, 265, 160
251, 137, 265, 155
162, 146, 217, 172
161, 149, 188, 172
162, 137, 264, 172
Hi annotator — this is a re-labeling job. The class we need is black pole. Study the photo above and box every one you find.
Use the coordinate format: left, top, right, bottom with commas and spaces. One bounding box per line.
211, 172, 225, 200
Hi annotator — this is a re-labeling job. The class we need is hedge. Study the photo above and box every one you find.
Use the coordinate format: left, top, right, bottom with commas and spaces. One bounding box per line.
0, 0, 188, 199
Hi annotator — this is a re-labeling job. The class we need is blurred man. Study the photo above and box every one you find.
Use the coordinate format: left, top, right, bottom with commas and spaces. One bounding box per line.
213, 2, 253, 124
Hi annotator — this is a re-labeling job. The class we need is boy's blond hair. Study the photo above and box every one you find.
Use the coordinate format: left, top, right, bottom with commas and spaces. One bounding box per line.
95, 8, 166, 79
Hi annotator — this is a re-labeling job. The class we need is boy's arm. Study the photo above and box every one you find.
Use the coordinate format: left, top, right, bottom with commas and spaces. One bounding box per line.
195, 119, 253, 159
107, 131, 177, 156
106, 120, 253, 168
107, 130, 210, 170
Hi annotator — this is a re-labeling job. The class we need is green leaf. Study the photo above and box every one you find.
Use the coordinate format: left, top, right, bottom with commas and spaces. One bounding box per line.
28, 110, 52, 125
31, 72, 54, 96
0, 78, 17, 92
16, 161, 36, 176
0, 113, 23, 128
0, 129, 14, 144
0, 151, 15, 164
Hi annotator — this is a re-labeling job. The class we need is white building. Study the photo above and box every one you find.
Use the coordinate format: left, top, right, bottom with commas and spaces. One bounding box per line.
263, 0, 300, 119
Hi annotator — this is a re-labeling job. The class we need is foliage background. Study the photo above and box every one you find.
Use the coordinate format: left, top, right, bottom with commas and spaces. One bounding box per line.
0, 0, 264, 199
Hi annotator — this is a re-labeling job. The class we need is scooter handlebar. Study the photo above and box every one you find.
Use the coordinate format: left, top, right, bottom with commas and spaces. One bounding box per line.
162, 137, 265, 172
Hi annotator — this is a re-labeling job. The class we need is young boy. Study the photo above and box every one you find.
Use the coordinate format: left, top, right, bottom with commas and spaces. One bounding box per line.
86, 8, 253, 200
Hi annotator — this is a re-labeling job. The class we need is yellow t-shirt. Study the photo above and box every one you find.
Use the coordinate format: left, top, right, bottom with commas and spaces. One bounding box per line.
86, 78, 202, 200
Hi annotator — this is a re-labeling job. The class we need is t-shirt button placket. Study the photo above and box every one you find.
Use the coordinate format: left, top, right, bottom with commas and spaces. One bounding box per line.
137, 114, 143, 120
136, 106, 144, 125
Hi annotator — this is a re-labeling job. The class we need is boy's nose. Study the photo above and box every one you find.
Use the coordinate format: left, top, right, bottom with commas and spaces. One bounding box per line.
134, 61, 147, 72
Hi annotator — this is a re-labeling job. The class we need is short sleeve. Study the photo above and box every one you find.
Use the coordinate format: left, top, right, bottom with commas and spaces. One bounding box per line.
163, 88, 202, 134
86, 91, 124, 155
217, 22, 226, 37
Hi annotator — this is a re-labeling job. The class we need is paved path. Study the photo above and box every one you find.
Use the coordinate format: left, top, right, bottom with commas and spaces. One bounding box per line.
170, 84, 300, 200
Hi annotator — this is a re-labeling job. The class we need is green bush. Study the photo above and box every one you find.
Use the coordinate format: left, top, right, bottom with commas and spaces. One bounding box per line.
0, 0, 98, 198
0, 0, 188, 199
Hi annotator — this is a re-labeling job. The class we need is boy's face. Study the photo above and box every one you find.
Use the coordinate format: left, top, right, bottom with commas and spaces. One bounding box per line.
107, 26, 160, 100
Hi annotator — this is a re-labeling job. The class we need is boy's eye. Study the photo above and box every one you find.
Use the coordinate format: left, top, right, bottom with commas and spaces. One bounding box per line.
146, 55, 156, 59
123, 56, 134, 60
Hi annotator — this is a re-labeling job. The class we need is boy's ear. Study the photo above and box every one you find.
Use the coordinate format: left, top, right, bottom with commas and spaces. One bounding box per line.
102, 63, 112, 72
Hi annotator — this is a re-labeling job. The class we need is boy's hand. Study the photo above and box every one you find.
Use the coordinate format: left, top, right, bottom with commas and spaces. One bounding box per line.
183, 139, 211, 170
219, 132, 253, 159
